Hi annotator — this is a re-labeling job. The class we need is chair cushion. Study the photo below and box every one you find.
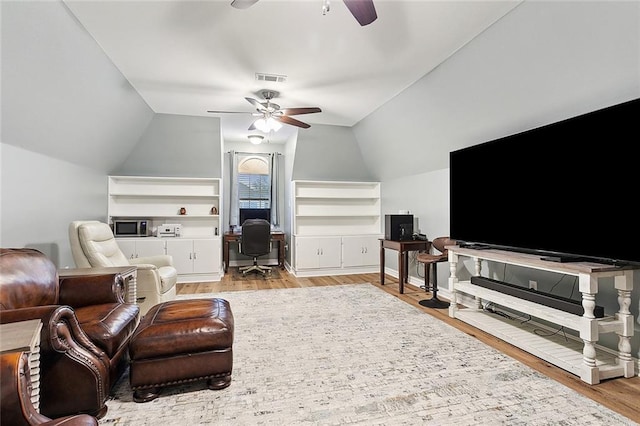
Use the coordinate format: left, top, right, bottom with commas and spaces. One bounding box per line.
78, 223, 130, 267
416, 252, 448, 264
157, 266, 177, 294
74, 303, 140, 358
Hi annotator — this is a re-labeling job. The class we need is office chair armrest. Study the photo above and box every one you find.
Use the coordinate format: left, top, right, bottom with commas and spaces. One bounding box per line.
130, 255, 173, 268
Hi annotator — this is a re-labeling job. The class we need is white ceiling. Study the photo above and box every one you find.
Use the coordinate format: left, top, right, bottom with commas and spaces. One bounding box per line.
63, 0, 520, 143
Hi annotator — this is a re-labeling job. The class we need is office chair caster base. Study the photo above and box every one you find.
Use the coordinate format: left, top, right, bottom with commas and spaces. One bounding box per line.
418, 297, 450, 309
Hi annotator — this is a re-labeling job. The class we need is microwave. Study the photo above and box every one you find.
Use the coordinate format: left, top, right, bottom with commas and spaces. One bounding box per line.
113, 219, 151, 237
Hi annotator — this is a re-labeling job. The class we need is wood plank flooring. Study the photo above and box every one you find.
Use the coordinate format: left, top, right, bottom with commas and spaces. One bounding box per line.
177, 270, 640, 423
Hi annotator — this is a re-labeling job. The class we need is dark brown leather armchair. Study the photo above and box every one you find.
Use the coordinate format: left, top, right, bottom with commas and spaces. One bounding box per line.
1, 351, 98, 426
0, 248, 140, 419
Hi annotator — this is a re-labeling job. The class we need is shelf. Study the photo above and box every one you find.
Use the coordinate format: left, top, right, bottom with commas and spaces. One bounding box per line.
110, 193, 218, 199
295, 195, 379, 200
108, 176, 223, 276
457, 281, 603, 333
295, 214, 381, 218
454, 309, 624, 379
448, 246, 636, 384
292, 180, 381, 274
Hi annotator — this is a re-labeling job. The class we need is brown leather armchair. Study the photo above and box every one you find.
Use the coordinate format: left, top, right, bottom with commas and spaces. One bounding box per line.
0, 248, 140, 419
1, 351, 98, 426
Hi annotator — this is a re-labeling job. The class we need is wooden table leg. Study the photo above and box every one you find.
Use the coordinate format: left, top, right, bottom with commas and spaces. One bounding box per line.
223, 239, 230, 273
398, 250, 404, 294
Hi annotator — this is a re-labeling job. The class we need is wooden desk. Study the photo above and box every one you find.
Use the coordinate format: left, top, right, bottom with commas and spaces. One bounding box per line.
58, 266, 138, 305
223, 231, 285, 273
380, 239, 430, 294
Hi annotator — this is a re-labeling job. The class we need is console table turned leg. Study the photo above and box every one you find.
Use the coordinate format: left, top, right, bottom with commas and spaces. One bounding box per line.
581, 339, 599, 385
614, 271, 635, 378
448, 253, 459, 317
472, 258, 483, 310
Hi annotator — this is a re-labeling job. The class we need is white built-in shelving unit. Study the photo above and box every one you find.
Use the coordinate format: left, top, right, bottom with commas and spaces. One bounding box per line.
448, 246, 636, 384
108, 176, 222, 282
291, 180, 382, 276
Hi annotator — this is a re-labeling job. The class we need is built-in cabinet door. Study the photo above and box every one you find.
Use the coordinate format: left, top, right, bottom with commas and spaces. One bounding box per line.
295, 237, 341, 270
116, 238, 165, 260
166, 238, 219, 275
136, 239, 166, 258
295, 237, 321, 270
317, 237, 342, 268
166, 239, 194, 275
116, 239, 137, 260
342, 236, 379, 267
192, 239, 219, 274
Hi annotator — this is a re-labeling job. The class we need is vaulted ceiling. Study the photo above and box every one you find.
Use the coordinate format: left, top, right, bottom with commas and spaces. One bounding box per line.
63, 0, 521, 143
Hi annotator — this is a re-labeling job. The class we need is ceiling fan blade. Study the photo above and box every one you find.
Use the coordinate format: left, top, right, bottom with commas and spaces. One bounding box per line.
245, 97, 267, 111
231, 0, 259, 10
276, 115, 311, 129
343, 0, 377, 26
248, 121, 257, 131
281, 107, 322, 116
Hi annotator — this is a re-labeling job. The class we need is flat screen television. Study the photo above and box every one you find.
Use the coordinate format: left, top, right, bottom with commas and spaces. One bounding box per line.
239, 208, 270, 224
449, 97, 640, 266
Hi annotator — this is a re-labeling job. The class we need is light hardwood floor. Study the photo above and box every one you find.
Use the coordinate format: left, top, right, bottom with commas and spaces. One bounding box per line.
177, 270, 640, 423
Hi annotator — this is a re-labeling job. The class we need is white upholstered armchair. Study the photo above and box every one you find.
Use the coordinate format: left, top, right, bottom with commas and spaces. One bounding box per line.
68, 221, 177, 315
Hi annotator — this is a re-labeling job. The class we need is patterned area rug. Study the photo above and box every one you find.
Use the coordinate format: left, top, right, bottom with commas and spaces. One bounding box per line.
100, 284, 636, 425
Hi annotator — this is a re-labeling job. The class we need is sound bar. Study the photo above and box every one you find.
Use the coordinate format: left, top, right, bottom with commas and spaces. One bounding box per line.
470, 276, 604, 318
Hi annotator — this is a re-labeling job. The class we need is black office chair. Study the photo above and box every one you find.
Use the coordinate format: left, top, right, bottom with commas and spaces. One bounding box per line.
239, 219, 272, 276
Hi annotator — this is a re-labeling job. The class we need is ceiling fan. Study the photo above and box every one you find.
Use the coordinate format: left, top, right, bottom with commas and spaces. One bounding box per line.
207, 90, 322, 131
230, 0, 377, 26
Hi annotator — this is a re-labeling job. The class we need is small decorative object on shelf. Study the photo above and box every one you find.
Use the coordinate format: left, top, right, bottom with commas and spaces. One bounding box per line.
211, 206, 218, 215
179, 207, 187, 215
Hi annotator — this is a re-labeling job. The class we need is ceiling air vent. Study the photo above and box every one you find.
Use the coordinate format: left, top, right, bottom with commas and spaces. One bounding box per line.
255, 73, 287, 83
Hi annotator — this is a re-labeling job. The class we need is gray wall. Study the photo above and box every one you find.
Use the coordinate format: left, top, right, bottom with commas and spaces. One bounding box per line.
1, 1, 153, 172
0, 143, 107, 268
292, 124, 374, 182
114, 113, 222, 177
0, 0, 153, 267
353, 1, 640, 355
356, 1, 639, 181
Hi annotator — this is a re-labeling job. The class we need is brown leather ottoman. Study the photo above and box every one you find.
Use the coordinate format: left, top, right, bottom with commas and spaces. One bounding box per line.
128, 298, 234, 403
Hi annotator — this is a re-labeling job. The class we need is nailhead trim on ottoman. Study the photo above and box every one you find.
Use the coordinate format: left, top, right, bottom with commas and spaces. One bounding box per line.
128, 298, 234, 403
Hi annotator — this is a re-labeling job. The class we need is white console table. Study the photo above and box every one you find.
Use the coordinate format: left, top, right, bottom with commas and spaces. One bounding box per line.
447, 246, 635, 385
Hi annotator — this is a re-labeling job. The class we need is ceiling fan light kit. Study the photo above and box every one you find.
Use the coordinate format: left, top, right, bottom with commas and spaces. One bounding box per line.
208, 89, 322, 131
248, 134, 264, 145
254, 117, 282, 133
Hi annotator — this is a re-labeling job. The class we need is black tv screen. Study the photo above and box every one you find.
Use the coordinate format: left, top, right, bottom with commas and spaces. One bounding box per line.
450, 97, 640, 266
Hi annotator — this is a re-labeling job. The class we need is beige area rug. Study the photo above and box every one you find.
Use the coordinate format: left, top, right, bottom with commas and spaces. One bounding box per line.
100, 284, 636, 425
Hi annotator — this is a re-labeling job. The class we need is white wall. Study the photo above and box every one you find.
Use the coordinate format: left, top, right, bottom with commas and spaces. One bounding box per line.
0, 143, 107, 268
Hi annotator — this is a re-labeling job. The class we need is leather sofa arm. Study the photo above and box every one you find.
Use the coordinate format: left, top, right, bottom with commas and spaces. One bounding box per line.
0, 306, 108, 367
131, 254, 173, 268
0, 351, 98, 426
1, 351, 54, 425
58, 274, 125, 307
0, 305, 110, 417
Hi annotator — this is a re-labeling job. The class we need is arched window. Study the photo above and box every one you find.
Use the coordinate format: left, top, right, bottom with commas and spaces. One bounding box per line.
238, 156, 270, 208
